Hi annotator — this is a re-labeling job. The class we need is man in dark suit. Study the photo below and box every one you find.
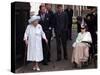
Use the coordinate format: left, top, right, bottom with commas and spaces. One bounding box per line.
85, 7, 97, 58
38, 5, 53, 65
45, 3, 55, 62
54, 5, 68, 61
65, 6, 73, 40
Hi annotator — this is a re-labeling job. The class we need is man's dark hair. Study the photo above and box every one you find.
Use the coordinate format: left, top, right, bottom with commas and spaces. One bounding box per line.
39, 5, 45, 10
45, 3, 50, 6
56, 4, 63, 8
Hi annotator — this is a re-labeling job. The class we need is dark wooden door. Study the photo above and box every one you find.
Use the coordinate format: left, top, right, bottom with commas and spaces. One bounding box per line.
11, 2, 30, 72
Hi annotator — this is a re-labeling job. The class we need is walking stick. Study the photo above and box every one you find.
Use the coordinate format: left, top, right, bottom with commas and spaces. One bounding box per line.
24, 44, 27, 66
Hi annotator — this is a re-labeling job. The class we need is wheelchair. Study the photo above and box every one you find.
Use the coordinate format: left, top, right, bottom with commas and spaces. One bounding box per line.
87, 32, 97, 68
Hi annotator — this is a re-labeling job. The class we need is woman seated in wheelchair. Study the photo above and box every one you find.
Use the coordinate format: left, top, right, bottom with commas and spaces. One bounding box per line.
71, 23, 92, 68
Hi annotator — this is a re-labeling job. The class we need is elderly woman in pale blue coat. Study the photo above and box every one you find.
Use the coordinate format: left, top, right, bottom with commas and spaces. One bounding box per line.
72, 25, 92, 68
23, 15, 48, 71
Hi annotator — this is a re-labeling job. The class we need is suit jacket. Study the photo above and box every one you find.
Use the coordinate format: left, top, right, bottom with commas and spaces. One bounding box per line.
38, 12, 52, 36
54, 11, 68, 34
47, 10, 55, 28
65, 8, 73, 26
85, 13, 97, 32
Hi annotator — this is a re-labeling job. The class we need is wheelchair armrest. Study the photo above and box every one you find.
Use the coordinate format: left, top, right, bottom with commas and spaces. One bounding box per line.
81, 41, 92, 45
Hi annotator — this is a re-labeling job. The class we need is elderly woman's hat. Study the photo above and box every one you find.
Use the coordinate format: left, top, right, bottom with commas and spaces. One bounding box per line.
28, 15, 40, 23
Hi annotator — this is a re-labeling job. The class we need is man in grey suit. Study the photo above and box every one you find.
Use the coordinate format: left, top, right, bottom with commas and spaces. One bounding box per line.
54, 5, 69, 61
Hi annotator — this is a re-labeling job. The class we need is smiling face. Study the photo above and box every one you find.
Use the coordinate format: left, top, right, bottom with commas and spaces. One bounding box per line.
32, 20, 39, 27
40, 6, 47, 14
45, 4, 52, 10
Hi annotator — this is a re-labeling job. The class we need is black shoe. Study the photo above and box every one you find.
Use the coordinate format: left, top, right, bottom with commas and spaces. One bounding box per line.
42, 62, 48, 65
82, 62, 88, 68
72, 62, 77, 68
48, 59, 51, 62
64, 57, 68, 60
64, 56, 68, 60
56, 58, 61, 61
